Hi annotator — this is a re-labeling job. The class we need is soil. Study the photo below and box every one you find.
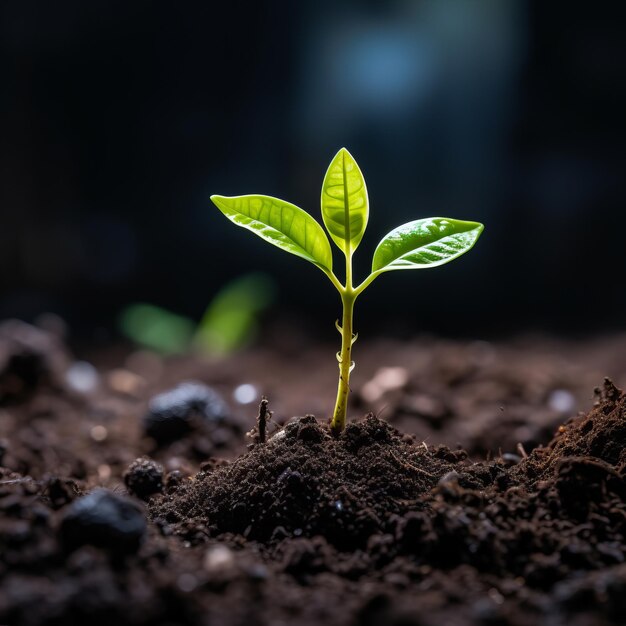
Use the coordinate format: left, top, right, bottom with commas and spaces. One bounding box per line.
2, 319, 626, 625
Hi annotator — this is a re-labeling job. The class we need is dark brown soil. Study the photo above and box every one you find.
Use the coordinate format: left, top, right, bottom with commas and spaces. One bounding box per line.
2, 320, 626, 625
154, 414, 477, 548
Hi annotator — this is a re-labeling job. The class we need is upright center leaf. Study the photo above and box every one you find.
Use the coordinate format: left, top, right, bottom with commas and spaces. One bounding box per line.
321, 148, 369, 257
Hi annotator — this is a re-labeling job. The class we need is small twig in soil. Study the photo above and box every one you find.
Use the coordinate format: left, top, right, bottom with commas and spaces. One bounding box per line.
516, 442, 528, 459
257, 395, 271, 444
390, 451, 436, 480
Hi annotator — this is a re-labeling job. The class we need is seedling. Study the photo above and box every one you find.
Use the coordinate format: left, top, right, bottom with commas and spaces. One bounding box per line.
211, 148, 483, 434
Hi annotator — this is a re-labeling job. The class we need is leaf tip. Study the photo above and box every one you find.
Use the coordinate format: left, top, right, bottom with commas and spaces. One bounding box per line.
455, 219, 484, 243
330, 146, 353, 163
337, 146, 354, 160
451, 219, 485, 237
210, 194, 229, 209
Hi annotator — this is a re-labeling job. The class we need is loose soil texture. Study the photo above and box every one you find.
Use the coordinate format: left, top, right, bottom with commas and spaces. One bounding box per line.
2, 320, 626, 625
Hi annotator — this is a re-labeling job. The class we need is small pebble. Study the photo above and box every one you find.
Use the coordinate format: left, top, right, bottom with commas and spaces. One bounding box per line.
97, 464, 111, 481
204, 545, 235, 572
59, 489, 147, 556
144, 381, 229, 444
90, 425, 108, 442
66, 361, 99, 394
438, 470, 460, 486
548, 389, 576, 413
361, 367, 409, 403
233, 383, 258, 405
502, 453, 522, 465
108, 369, 145, 396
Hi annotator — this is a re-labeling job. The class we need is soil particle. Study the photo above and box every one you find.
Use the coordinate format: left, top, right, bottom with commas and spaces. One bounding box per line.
43, 476, 81, 509
143, 381, 230, 444
59, 489, 147, 557
123, 457, 164, 500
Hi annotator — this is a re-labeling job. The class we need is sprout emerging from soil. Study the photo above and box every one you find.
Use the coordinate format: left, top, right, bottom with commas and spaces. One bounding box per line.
211, 148, 483, 433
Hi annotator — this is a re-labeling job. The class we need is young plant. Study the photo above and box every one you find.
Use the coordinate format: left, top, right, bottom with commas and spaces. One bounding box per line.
211, 148, 484, 434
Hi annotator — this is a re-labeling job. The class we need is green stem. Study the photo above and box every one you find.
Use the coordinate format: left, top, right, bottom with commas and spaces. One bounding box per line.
330, 151, 358, 435
353, 270, 380, 296
330, 290, 355, 435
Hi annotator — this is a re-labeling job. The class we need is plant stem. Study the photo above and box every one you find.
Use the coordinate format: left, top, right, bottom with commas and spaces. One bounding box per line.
353, 270, 379, 297
330, 289, 356, 435
330, 151, 358, 435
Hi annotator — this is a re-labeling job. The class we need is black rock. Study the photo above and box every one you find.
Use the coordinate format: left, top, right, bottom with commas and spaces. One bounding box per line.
59, 489, 147, 556
124, 457, 164, 500
143, 381, 229, 444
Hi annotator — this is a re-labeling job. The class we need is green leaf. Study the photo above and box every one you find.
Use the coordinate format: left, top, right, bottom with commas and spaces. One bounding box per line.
321, 147, 368, 256
119, 304, 195, 354
211, 194, 333, 273
371, 218, 484, 273
195, 273, 276, 355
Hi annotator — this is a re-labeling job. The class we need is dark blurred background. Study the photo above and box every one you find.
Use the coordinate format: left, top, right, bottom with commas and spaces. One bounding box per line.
1, 0, 625, 343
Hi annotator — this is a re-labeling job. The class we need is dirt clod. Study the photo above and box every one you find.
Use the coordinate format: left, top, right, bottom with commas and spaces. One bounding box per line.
144, 381, 230, 444
124, 457, 164, 500
59, 488, 147, 556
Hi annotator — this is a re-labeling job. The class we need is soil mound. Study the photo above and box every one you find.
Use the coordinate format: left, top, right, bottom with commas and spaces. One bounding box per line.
153, 384, 626, 607
152, 414, 490, 548
526, 378, 626, 478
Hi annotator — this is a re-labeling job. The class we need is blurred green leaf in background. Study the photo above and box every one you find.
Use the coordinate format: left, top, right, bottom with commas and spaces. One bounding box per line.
194, 272, 276, 355
119, 272, 276, 356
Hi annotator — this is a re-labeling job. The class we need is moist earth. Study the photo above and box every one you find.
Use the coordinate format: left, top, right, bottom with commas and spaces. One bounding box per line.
2, 320, 626, 625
